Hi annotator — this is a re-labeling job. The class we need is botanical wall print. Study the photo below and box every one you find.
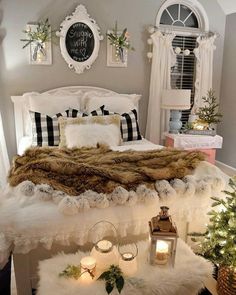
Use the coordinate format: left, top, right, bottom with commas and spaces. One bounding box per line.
56, 5, 103, 74
21, 19, 52, 65
107, 23, 134, 67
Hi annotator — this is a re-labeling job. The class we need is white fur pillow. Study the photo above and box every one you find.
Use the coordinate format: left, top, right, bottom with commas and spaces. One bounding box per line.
65, 123, 121, 148
59, 115, 121, 148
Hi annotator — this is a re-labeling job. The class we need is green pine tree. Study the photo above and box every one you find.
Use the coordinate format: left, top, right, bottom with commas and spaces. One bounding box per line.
190, 177, 236, 270
196, 89, 223, 125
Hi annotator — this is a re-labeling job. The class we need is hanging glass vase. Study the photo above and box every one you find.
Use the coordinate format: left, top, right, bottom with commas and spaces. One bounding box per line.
32, 41, 47, 62
113, 45, 125, 63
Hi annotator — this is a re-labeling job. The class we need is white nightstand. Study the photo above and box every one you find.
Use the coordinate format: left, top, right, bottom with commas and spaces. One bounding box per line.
165, 133, 223, 165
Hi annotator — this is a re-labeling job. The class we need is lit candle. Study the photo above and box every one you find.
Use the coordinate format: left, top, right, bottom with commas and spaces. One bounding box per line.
91, 240, 119, 270
80, 256, 96, 284
80, 256, 96, 270
96, 240, 113, 253
119, 252, 138, 277
156, 241, 169, 265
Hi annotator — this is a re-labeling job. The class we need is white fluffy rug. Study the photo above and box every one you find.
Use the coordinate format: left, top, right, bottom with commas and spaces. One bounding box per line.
37, 239, 213, 295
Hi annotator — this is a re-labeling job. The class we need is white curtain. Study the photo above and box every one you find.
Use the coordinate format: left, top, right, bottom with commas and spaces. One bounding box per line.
193, 35, 216, 111
145, 31, 176, 144
0, 112, 9, 190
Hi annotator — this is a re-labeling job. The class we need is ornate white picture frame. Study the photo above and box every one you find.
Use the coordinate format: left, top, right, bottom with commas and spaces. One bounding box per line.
57, 5, 103, 74
27, 24, 52, 65
106, 30, 128, 68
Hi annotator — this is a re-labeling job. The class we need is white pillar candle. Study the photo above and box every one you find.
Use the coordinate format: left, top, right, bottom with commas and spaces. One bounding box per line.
80, 256, 96, 270
80, 256, 96, 284
79, 271, 93, 284
156, 241, 169, 265
119, 253, 138, 277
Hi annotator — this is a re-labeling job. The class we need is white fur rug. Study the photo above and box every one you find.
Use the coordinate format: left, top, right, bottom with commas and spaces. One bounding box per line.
37, 239, 213, 295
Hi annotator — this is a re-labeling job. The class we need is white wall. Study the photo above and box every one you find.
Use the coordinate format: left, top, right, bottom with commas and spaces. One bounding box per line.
0, 0, 226, 160
217, 0, 236, 15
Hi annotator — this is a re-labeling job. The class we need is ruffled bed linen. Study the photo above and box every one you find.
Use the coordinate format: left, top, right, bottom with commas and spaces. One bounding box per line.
0, 140, 229, 269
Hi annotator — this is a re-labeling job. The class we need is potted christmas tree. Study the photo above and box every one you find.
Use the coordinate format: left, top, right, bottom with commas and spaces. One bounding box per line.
196, 89, 223, 129
190, 177, 236, 295
184, 89, 223, 135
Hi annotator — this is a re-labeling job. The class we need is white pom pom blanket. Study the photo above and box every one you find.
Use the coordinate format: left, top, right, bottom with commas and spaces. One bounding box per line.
0, 158, 228, 269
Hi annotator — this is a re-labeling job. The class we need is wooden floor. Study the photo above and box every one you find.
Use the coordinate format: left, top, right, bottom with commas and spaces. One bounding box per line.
204, 277, 218, 295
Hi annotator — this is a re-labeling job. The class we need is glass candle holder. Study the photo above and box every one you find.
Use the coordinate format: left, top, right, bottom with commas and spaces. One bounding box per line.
91, 239, 119, 270
118, 243, 138, 276
89, 221, 119, 271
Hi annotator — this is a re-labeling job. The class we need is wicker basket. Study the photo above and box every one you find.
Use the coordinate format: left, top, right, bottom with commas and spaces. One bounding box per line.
217, 266, 236, 295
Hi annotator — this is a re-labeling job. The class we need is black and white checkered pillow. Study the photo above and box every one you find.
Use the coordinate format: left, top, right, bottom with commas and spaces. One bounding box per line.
30, 106, 105, 146
103, 109, 142, 142
30, 111, 66, 146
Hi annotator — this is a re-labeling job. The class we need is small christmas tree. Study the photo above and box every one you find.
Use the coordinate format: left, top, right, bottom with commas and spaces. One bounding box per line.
191, 177, 236, 269
196, 89, 223, 125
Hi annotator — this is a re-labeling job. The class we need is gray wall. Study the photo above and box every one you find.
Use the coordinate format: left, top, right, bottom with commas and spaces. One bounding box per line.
217, 13, 236, 168
0, 0, 225, 160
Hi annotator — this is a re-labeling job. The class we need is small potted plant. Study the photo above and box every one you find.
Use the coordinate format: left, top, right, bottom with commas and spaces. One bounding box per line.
184, 89, 222, 135
107, 22, 135, 62
196, 89, 223, 130
190, 178, 236, 295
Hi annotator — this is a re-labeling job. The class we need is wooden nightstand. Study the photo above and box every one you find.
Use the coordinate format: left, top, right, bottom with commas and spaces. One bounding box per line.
165, 133, 223, 165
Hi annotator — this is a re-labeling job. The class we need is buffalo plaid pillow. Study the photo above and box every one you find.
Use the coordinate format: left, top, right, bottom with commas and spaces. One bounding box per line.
103, 108, 142, 142
30, 106, 105, 146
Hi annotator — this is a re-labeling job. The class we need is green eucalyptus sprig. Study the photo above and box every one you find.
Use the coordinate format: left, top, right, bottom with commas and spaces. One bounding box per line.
59, 264, 82, 280
59, 264, 95, 280
98, 265, 125, 294
20, 18, 52, 49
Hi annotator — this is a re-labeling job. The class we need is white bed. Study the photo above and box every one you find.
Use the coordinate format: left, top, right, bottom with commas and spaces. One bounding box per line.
0, 86, 228, 295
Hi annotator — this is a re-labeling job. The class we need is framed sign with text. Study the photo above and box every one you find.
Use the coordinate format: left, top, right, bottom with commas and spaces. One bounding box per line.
57, 5, 103, 74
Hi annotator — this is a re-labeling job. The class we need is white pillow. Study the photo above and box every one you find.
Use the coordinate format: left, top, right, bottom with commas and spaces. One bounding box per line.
84, 93, 141, 114
29, 93, 81, 116
65, 123, 121, 148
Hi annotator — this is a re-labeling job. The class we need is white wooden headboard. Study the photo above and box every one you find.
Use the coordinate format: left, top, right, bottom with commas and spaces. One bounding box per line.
11, 86, 139, 152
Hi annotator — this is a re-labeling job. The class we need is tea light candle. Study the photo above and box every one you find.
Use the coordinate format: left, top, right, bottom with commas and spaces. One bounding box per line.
156, 241, 169, 265
119, 252, 138, 277
80, 256, 96, 284
96, 240, 113, 253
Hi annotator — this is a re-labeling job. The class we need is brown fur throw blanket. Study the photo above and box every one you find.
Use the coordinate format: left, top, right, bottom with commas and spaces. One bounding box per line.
8, 146, 205, 195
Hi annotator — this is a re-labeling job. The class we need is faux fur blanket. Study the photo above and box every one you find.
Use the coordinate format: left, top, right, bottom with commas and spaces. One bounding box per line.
8, 146, 205, 195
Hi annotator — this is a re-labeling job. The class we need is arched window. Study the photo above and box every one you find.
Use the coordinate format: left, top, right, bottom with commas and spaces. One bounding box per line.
156, 0, 209, 124
160, 4, 199, 28
156, 0, 209, 32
